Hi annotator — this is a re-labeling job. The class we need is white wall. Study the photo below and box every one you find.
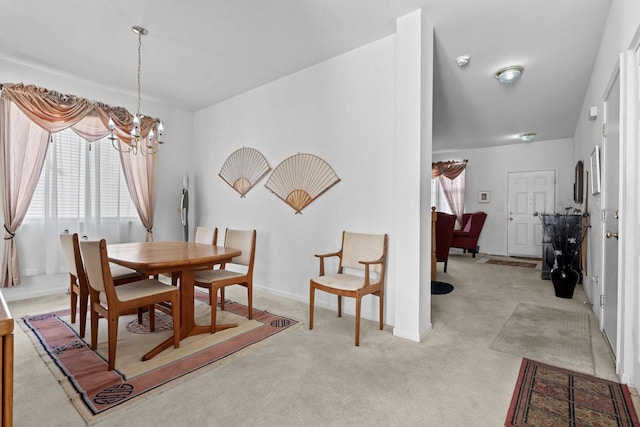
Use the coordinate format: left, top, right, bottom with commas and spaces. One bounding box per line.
0, 57, 194, 272
433, 138, 575, 256
192, 36, 401, 323
572, 0, 640, 385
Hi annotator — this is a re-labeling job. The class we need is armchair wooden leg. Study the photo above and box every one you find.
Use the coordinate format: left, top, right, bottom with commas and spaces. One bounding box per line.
309, 285, 315, 330
337, 295, 342, 318
107, 316, 119, 371
220, 287, 225, 311
247, 283, 252, 320
355, 296, 361, 346
444, 260, 448, 273
172, 296, 180, 349
148, 304, 155, 332
79, 293, 88, 338
70, 282, 77, 324
211, 288, 220, 334
378, 291, 384, 331
90, 305, 99, 350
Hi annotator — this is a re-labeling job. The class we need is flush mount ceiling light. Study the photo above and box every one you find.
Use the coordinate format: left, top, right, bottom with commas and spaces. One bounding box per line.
495, 65, 524, 84
519, 133, 536, 142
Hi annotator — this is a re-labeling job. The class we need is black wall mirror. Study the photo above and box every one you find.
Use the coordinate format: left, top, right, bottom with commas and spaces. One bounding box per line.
574, 160, 584, 203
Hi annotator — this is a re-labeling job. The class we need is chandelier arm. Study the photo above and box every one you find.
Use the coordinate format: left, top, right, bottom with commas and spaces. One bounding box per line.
111, 137, 134, 153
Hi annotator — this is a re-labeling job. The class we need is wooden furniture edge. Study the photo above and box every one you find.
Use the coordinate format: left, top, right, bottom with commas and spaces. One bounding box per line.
0, 291, 13, 426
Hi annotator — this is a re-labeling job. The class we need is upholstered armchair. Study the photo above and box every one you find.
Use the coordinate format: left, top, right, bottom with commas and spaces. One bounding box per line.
435, 212, 457, 272
451, 212, 487, 257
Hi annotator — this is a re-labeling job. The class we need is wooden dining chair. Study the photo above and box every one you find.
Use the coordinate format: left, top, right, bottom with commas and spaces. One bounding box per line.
309, 231, 388, 346
194, 229, 256, 333
162, 226, 218, 286
60, 232, 144, 338
79, 239, 181, 370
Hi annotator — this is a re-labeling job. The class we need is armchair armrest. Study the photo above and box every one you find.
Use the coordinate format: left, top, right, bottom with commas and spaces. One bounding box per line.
315, 250, 342, 276
359, 255, 385, 286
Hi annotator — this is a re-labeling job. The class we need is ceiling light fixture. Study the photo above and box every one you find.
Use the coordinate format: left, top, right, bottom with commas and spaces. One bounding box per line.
109, 25, 164, 155
519, 133, 536, 142
495, 65, 524, 84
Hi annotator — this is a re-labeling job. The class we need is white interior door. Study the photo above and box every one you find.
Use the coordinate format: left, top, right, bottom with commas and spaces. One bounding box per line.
507, 171, 555, 257
602, 70, 620, 356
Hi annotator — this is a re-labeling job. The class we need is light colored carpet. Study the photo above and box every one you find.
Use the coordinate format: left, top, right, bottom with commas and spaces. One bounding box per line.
490, 302, 594, 374
7, 254, 619, 426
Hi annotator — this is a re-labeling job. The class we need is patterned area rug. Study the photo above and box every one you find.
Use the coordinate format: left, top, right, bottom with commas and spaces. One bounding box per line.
506, 358, 639, 426
20, 293, 298, 424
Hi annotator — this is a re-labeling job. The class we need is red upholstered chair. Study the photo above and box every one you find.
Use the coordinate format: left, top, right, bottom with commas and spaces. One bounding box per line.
435, 212, 457, 272
451, 212, 487, 258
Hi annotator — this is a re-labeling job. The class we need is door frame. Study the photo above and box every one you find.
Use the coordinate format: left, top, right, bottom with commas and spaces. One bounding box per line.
616, 32, 640, 384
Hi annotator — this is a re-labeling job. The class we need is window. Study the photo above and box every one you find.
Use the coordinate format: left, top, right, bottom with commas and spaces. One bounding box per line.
26, 129, 138, 221
431, 178, 452, 215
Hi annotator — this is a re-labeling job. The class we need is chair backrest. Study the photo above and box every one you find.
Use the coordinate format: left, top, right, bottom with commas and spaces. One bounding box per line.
340, 231, 387, 275
224, 229, 256, 269
60, 232, 81, 278
195, 226, 217, 245
79, 239, 113, 294
458, 212, 487, 236
467, 212, 487, 237
435, 212, 456, 261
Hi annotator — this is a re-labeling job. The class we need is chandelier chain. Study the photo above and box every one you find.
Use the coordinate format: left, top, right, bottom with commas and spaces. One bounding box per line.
136, 31, 142, 116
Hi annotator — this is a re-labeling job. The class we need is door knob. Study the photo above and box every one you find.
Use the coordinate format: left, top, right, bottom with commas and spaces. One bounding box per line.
509, 217, 513, 221
606, 231, 619, 240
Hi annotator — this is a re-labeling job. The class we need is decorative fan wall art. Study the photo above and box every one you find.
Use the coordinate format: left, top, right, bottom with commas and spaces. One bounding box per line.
219, 147, 270, 197
265, 153, 340, 214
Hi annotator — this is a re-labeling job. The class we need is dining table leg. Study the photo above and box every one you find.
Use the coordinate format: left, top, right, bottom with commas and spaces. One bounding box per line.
141, 267, 237, 361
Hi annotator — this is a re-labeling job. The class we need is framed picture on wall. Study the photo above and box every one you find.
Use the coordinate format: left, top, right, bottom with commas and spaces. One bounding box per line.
590, 145, 601, 195
478, 191, 490, 203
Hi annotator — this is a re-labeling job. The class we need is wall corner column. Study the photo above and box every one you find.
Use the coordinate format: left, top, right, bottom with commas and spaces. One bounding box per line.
392, 9, 434, 342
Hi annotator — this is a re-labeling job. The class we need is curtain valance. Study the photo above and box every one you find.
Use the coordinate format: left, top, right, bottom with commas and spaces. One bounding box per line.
2, 83, 159, 144
432, 160, 468, 180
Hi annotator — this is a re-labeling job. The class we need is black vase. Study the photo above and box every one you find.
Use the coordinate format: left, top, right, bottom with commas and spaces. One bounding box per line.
550, 264, 580, 299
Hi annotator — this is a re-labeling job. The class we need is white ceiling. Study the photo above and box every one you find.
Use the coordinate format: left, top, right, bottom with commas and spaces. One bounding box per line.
0, 0, 611, 151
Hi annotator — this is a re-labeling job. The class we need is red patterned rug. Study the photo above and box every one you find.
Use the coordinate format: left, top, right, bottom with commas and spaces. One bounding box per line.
506, 358, 639, 426
20, 292, 298, 423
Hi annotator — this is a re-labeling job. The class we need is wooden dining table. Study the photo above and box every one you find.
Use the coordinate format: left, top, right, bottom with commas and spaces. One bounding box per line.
107, 241, 242, 361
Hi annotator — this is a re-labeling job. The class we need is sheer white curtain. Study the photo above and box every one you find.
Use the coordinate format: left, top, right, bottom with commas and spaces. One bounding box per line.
19, 129, 146, 276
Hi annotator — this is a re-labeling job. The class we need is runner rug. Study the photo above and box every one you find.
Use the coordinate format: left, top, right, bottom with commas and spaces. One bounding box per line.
20, 293, 298, 424
505, 358, 639, 426
476, 256, 541, 269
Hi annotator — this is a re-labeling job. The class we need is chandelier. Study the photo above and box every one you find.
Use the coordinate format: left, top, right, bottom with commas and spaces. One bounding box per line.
108, 25, 164, 155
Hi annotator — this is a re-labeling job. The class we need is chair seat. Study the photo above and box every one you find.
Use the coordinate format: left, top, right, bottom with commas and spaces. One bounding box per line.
109, 262, 140, 279
311, 273, 369, 291
194, 269, 245, 285
113, 279, 178, 302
